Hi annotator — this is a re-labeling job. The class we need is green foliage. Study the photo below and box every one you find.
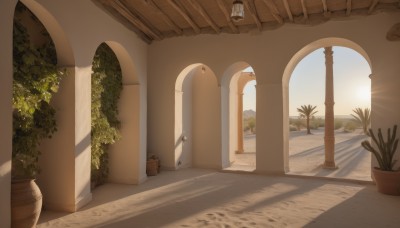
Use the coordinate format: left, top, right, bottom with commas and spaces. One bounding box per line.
361, 125, 399, 171
297, 105, 318, 134
91, 43, 123, 186
12, 4, 64, 179
351, 107, 371, 136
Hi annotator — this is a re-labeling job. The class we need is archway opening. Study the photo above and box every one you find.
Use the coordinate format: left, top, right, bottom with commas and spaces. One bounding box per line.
175, 64, 221, 170
90, 43, 123, 187
287, 45, 371, 181
222, 65, 257, 172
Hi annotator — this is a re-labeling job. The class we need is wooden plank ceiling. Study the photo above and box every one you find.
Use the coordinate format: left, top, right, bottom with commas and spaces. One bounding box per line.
92, 0, 400, 43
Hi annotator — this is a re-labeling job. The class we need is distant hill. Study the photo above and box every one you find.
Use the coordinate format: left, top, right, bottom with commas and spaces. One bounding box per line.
243, 109, 256, 119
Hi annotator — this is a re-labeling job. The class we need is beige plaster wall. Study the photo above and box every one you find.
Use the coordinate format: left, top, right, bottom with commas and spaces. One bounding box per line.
0, 1, 18, 226
109, 85, 146, 184
148, 12, 400, 174
29, 0, 148, 211
192, 70, 222, 169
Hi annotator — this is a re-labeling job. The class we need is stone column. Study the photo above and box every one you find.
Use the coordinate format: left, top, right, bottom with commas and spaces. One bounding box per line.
237, 92, 244, 154
323, 46, 337, 169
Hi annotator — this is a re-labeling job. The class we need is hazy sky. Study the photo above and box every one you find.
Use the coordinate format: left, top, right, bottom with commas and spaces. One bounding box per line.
242, 46, 371, 116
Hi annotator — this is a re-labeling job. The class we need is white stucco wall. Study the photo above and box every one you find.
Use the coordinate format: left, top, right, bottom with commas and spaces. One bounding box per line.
148, 12, 400, 174
0, 0, 148, 224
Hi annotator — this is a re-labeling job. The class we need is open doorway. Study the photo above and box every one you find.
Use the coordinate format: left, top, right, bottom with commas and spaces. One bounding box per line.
287, 46, 371, 181
224, 67, 256, 172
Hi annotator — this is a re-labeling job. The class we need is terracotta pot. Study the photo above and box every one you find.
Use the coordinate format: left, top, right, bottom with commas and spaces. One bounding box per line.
11, 179, 43, 228
372, 168, 400, 195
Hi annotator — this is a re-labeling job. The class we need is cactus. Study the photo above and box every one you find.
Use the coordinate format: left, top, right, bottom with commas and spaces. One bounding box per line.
361, 125, 399, 171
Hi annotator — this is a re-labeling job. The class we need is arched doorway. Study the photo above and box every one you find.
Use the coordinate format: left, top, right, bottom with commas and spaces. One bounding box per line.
221, 63, 257, 171
283, 39, 372, 181
91, 41, 143, 186
175, 64, 221, 170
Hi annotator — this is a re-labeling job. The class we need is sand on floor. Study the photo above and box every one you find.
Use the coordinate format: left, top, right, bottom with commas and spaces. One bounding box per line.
38, 168, 400, 228
228, 128, 372, 181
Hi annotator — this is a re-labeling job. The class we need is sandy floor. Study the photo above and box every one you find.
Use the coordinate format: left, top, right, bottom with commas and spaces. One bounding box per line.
37, 129, 378, 227
228, 129, 372, 181
38, 168, 400, 228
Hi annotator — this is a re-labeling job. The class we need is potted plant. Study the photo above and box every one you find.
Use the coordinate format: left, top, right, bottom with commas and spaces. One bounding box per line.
11, 5, 64, 227
361, 125, 400, 195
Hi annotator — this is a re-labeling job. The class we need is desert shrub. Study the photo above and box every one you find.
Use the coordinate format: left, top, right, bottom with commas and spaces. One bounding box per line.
334, 119, 343, 130
291, 118, 304, 131
289, 125, 297, 131
344, 121, 357, 133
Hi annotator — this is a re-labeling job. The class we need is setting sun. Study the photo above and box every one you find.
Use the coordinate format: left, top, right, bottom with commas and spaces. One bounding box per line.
356, 86, 371, 101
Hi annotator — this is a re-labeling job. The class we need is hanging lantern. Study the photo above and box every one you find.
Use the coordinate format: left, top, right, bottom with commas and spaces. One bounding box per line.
231, 0, 244, 22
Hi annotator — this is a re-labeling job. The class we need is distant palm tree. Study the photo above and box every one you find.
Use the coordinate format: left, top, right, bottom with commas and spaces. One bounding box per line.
351, 107, 371, 136
297, 105, 318, 134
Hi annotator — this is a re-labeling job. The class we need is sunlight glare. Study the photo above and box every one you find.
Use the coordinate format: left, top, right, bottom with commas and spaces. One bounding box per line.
356, 86, 371, 101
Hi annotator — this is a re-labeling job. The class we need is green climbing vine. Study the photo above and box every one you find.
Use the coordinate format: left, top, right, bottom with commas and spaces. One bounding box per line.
12, 3, 64, 179
91, 43, 123, 186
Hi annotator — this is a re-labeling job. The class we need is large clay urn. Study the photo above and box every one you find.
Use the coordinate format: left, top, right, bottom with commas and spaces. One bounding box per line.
11, 179, 43, 228
372, 168, 400, 195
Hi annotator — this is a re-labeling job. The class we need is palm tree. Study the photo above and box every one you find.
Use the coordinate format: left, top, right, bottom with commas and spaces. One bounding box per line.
351, 107, 371, 136
297, 105, 318, 134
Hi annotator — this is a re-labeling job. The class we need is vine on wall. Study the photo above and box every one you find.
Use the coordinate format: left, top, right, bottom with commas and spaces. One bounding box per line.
91, 43, 123, 186
12, 3, 64, 178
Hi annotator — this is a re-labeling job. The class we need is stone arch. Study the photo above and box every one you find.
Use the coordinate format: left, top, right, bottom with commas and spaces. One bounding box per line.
175, 64, 221, 169
12, 1, 81, 213
221, 62, 257, 169
282, 37, 372, 173
91, 42, 144, 184
105, 41, 140, 85
20, 0, 74, 66
283, 37, 371, 85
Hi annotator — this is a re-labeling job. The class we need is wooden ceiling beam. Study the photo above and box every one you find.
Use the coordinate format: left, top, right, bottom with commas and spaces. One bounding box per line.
167, 0, 201, 34
244, 0, 262, 31
144, 0, 182, 35
301, 0, 309, 19
282, 0, 293, 22
346, 0, 352, 16
187, 0, 220, 33
369, 0, 379, 14
261, 0, 284, 24
109, 0, 162, 40
216, 0, 239, 33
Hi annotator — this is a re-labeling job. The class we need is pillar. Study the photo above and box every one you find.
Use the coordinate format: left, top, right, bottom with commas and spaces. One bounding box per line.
109, 84, 147, 184
237, 92, 244, 153
0, 1, 18, 226
323, 46, 337, 169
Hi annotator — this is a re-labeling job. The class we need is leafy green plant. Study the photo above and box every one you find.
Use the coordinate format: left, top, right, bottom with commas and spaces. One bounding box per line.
361, 125, 399, 171
91, 43, 123, 186
12, 4, 64, 179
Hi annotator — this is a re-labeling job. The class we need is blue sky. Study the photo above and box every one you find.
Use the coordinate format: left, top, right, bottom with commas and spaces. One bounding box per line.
243, 46, 371, 116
